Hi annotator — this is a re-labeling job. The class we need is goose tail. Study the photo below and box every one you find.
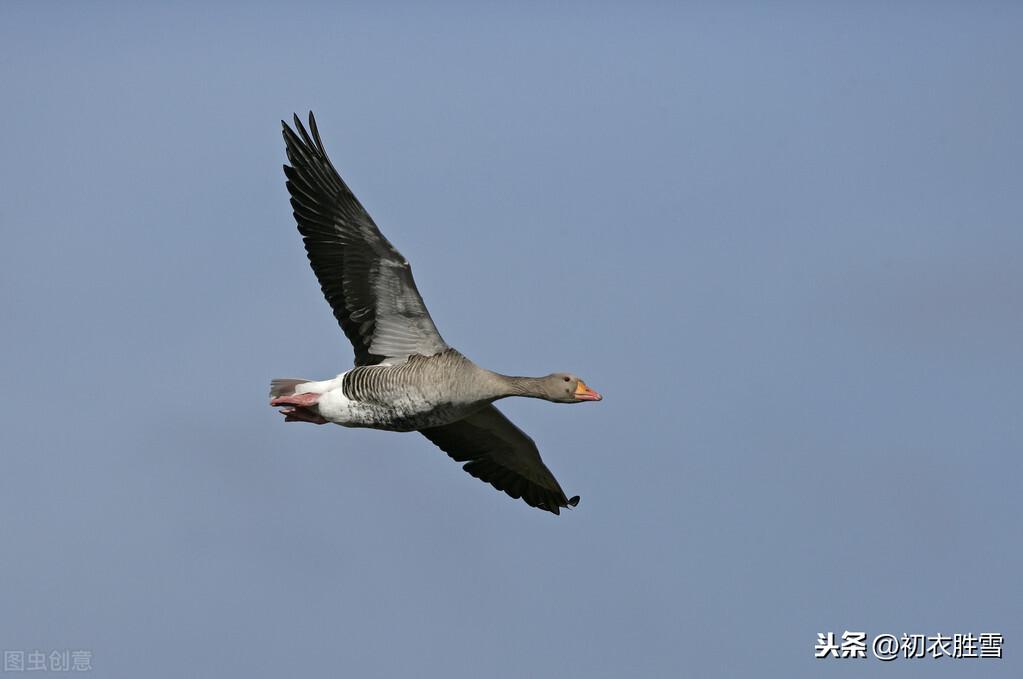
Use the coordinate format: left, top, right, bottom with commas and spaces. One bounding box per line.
269, 378, 310, 399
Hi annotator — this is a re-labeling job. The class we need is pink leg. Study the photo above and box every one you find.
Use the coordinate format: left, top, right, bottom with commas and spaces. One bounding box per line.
270, 392, 321, 407
278, 407, 328, 425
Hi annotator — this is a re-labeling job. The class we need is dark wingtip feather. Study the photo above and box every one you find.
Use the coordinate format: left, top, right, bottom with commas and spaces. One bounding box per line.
568, 496, 580, 507
292, 112, 317, 150
281, 120, 300, 148
308, 111, 327, 155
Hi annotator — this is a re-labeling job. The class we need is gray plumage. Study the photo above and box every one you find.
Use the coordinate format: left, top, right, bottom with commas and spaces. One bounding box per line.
282, 113, 447, 365
271, 112, 602, 515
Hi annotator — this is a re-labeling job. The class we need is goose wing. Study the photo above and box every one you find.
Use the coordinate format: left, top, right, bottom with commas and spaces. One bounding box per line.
419, 405, 580, 515
282, 112, 448, 366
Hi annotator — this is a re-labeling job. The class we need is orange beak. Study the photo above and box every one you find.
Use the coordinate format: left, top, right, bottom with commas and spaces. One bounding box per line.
574, 381, 603, 401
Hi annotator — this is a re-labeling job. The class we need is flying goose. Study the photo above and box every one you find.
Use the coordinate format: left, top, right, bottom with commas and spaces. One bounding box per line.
270, 112, 602, 515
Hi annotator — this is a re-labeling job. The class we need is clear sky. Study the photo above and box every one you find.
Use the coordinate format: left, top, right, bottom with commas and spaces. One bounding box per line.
2, 2, 1020, 677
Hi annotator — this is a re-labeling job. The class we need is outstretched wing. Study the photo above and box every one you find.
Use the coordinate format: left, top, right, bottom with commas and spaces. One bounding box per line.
282, 112, 448, 366
419, 405, 580, 515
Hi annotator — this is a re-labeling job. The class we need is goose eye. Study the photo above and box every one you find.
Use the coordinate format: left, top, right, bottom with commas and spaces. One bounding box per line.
563, 376, 570, 382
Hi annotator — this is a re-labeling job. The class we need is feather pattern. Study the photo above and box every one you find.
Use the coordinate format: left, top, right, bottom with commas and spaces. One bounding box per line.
319, 350, 496, 431
420, 405, 581, 515
282, 113, 447, 366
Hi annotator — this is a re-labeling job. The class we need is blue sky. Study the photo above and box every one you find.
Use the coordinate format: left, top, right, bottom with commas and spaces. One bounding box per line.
1, 2, 1020, 677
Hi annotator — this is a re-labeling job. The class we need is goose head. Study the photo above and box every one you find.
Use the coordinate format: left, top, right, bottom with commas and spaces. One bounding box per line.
540, 373, 603, 403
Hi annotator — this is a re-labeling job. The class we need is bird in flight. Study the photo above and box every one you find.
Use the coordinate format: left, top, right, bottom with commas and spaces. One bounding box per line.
270, 112, 602, 514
